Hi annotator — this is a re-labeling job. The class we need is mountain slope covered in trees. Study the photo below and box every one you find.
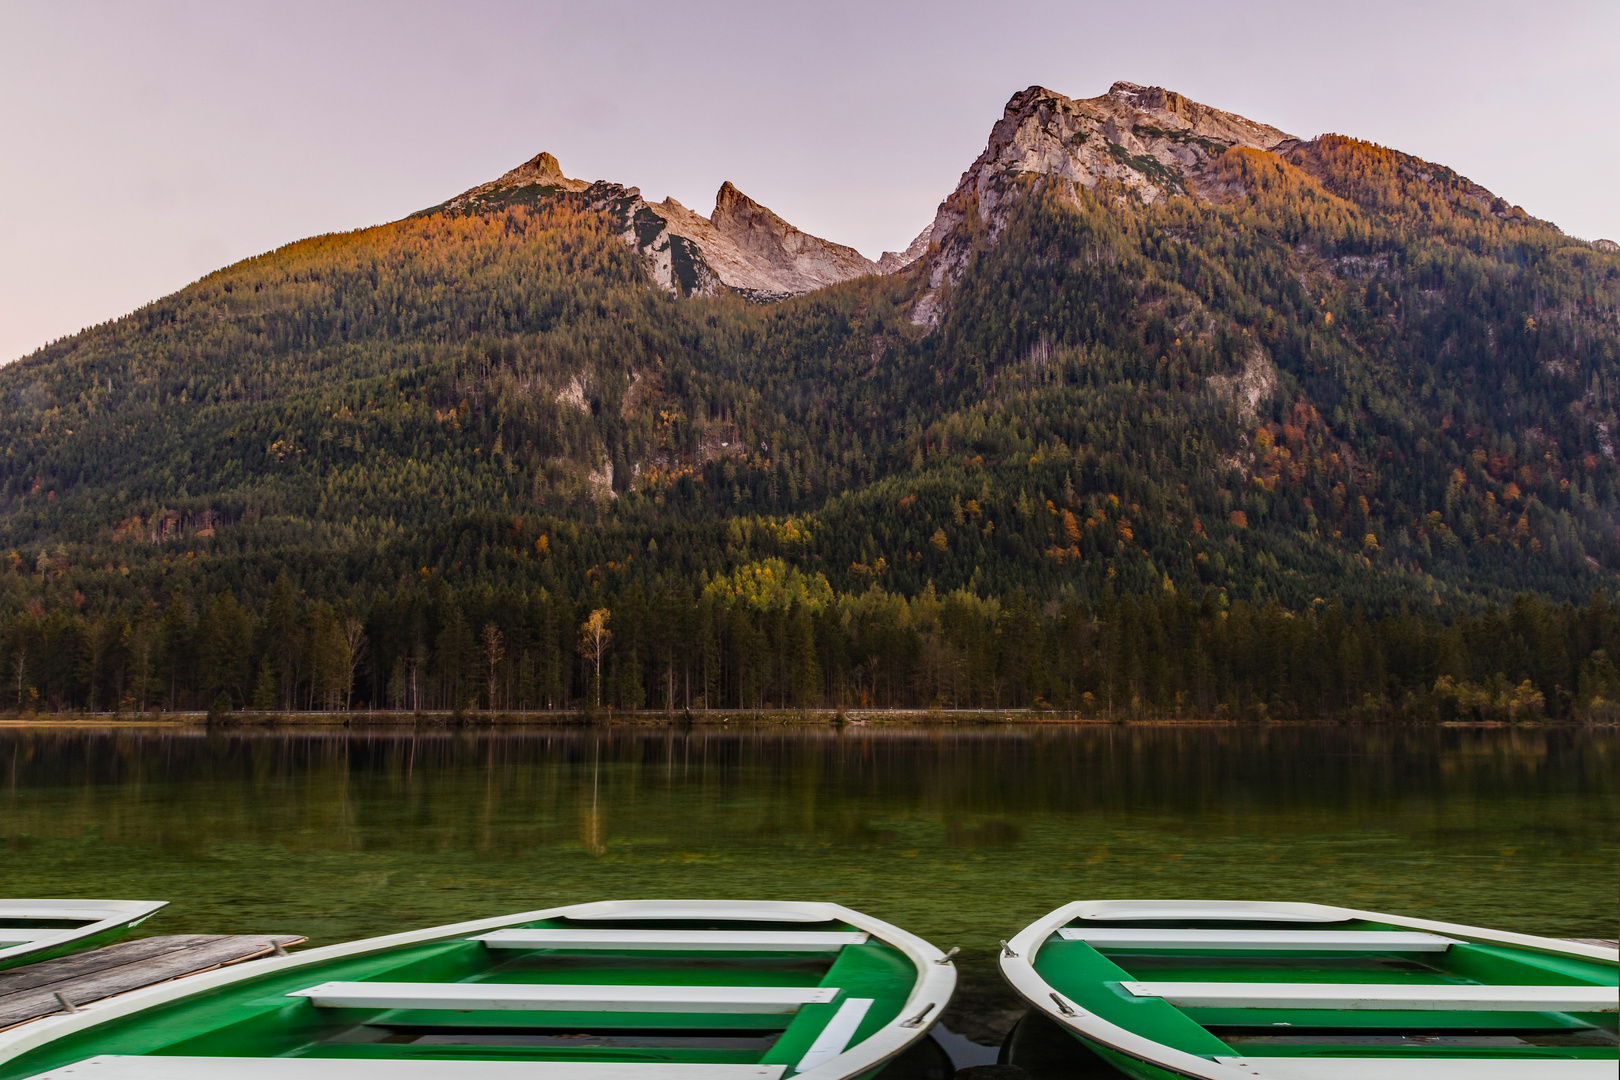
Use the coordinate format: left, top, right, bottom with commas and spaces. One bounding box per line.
2, 82, 1619, 718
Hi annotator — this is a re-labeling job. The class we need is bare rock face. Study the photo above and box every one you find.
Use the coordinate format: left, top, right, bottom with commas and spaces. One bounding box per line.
1597, 239, 1620, 254
673, 182, 881, 299
910, 82, 1297, 325
876, 224, 934, 274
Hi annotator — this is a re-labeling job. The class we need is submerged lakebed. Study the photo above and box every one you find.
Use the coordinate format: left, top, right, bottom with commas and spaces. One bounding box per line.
2, 724, 1615, 1054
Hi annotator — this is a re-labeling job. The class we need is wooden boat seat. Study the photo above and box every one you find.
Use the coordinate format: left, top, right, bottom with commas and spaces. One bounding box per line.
473, 929, 868, 951
1122, 981, 1619, 1012
31, 1057, 787, 1078
288, 981, 840, 1013
1212, 1057, 1618, 1078
1061, 929, 1458, 951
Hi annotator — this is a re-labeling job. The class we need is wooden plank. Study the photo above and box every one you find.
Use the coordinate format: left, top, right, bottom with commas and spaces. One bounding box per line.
0, 935, 306, 1030
1123, 980, 1619, 1012
473, 929, 868, 951
33, 1057, 787, 1079
1214, 1057, 1618, 1079
1060, 929, 1458, 952
290, 981, 839, 1013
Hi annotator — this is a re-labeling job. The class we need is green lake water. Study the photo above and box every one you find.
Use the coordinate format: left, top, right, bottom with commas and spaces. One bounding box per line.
2, 723, 1615, 1052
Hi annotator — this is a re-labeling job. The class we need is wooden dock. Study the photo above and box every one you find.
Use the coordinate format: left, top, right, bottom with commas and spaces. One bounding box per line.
0, 934, 306, 1031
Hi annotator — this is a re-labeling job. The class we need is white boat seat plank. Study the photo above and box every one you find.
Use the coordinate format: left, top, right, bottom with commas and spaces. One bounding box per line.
474, 929, 868, 952
1061, 929, 1458, 952
289, 981, 839, 1014
1213, 1057, 1618, 1079
32, 1057, 787, 1079
794, 996, 874, 1072
559, 900, 839, 923
1123, 981, 1618, 1012
1076, 902, 1351, 924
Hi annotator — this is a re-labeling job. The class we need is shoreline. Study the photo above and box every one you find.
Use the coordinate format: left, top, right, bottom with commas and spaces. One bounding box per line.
0, 709, 1612, 729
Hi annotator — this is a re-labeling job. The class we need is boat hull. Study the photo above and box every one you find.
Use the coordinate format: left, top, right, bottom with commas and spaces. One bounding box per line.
0, 899, 955, 1080
999, 900, 1618, 1080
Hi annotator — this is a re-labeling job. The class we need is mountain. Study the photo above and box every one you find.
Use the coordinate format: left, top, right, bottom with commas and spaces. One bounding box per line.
428, 151, 906, 299
2, 81, 1619, 718
911, 81, 1296, 324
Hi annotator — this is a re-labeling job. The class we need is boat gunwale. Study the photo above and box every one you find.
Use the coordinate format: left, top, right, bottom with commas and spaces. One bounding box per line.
0, 902, 169, 971
0, 899, 956, 1080
997, 900, 1619, 1080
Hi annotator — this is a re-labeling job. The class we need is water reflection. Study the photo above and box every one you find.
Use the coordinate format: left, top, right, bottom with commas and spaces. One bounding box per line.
2, 725, 1614, 954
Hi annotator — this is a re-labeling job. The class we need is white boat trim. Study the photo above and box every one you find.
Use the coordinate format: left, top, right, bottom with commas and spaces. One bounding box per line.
288, 980, 840, 1013
1059, 929, 1458, 952
0, 899, 955, 1080
472, 929, 869, 951
0, 901, 169, 971
1211, 1058, 1617, 1079
999, 900, 1620, 1080
30, 1057, 788, 1079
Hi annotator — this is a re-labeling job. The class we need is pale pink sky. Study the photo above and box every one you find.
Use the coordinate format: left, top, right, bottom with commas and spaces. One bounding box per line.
2, 0, 1616, 364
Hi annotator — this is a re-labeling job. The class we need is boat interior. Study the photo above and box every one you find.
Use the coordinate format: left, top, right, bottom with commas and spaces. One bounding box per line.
1, 912, 924, 1078
1035, 914, 1618, 1074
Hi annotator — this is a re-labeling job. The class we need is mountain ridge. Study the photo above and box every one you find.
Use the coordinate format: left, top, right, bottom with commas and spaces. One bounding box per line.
0, 78, 1618, 716
431, 151, 918, 301
1, 79, 1616, 610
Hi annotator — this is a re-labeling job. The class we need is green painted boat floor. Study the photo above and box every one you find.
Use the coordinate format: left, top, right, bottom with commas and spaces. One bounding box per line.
1031, 918, 1618, 1072
0, 917, 922, 1078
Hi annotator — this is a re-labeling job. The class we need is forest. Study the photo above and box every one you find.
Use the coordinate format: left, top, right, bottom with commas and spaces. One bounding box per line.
1, 133, 1617, 718
5, 571, 1620, 722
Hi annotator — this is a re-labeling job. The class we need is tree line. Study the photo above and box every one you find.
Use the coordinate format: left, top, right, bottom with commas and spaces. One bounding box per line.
6, 570, 1619, 723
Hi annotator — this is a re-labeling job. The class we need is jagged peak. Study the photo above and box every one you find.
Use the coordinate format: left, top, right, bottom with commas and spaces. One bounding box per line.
710, 181, 794, 236
493, 151, 584, 191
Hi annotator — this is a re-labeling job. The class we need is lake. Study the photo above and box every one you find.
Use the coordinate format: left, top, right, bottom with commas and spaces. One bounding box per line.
2, 723, 1615, 1063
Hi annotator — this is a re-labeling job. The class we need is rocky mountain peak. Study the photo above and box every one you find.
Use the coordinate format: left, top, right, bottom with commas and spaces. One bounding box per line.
434, 151, 594, 214
431, 155, 928, 301
711, 180, 751, 217
494, 151, 588, 192
704, 182, 877, 290
908, 80, 1299, 325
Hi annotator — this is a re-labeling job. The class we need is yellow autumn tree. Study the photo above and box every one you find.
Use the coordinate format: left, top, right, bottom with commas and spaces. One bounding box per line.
578, 609, 612, 709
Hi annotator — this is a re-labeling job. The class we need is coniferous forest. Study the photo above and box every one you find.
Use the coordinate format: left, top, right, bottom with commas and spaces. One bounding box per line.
3, 135, 1620, 720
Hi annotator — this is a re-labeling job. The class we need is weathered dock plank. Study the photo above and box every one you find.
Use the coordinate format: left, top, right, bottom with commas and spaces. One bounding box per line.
0, 934, 305, 1030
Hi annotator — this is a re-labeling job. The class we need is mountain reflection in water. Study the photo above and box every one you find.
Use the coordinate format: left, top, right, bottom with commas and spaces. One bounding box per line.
2, 724, 1614, 1041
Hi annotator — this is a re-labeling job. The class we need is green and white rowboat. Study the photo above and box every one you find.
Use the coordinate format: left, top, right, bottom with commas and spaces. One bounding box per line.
0, 899, 956, 1080
999, 899, 1618, 1080
0, 901, 168, 973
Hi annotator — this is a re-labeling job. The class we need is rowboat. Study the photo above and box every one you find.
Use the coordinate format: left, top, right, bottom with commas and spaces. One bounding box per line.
0, 899, 956, 1079
0, 902, 168, 973
998, 899, 1618, 1079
